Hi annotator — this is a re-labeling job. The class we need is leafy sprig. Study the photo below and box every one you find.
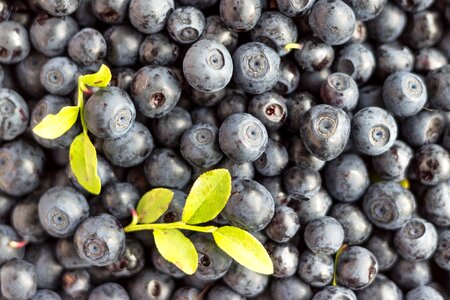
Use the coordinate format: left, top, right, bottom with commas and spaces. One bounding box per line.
32, 65, 112, 195
125, 168, 274, 275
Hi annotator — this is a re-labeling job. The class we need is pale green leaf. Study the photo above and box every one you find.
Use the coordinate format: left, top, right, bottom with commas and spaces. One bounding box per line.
79, 64, 112, 92
212, 226, 273, 275
69, 132, 101, 195
136, 188, 174, 224
153, 229, 198, 275
32, 106, 79, 139
182, 169, 231, 224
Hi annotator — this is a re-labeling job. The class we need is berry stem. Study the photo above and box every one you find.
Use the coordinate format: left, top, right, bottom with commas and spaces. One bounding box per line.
284, 43, 302, 51
124, 221, 218, 234
332, 243, 348, 286
8, 240, 28, 249
129, 206, 139, 226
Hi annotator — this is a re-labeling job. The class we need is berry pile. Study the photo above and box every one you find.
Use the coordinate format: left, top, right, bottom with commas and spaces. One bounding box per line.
0, 0, 450, 299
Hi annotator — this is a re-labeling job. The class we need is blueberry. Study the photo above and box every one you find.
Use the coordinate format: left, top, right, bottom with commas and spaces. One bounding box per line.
422, 180, 450, 227
395, 0, 434, 13
264, 205, 300, 243
426, 65, 450, 110
294, 37, 334, 72
88, 282, 129, 300
107, 237, 145, 278
202, 15, 238, 52
25, 243, 63, 290
284, 165, 322, 200
151, 107, 192, 148
232, 42, 280, 94
300, 68, 332, 94
312, 286, 356, 300
320, 72, 359, 111
179, 0, 218, 9
0, 0, 10, 22
183, 39, 233, 92
254, 139, 288, 177
172, 287, 200, 300
30, 14, 79, 57
216, 91, 248, 122
345, 0, 386, 21
144, 148, 192, 189
434, 230, 450, 270
139, 33, 179, 66
128, 0, 174, 34
270, 276, 312, 300
300, 104, 351, 161
0, 21, 30, 64
0, 259, 37, 300
372, 140, 413, 181
265, 241, 299, 278
131, 66, 181, 118
68, 28, 107, 66
376, 43, 414, 79
31, 290, 62, 300
248, 92, 288, 131
356, 273, 403, 300
91, 0, 129, 24
412, 144, 450, 186
335, 43, 376, 85
56, 238, 92, 269
330, 204, 373, 245
414, 48, 448, 73
401, 111, 445, 147
336, 246, 378, 290
403, 10, 443, 50
191, 107, 219, 127
223, 263, 269, 297
104, 25, 144, 66
258, 175, 289, 206
219, 0, 261, 32
309, 0, 356, 45
40, 56, 79, 96
390, 258, 432, 290
14, 51, 47, 97
62, 269, 91, 298
273, 58, 301, 95
288, 136, 326, 171
11, 198, 47, 243
405, 286, 444, 300
0, 88, 29, 141
0, 225, 25, 265
102, 182, 139, 219
364, 231, 398, 271
304, 216, 344, 255
68, 155, 117, 193
74, 0, 97, 27
74, 214, 126, 266
167, 7, 205, 44
219, 113, 268, 163
217, 157, 255, 180
111, 68, 136, 92
36, 0, 80, 16
151, 246, 185, 279
289, 188, 332, 225
0, 193, 14, 224
276, 0, 315, 17
297, 249, 334, 287
222, 179, 275, 232
206, 284, 244, 300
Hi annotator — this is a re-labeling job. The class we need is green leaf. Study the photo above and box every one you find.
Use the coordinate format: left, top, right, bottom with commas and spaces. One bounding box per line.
136, 188, 174, 224
32, 106, 79, 139
69, 132, 101, 195
78, 64, 112, 92
153, 229, 198, 275
212, 226, 273, 275
182, 169, 231, 224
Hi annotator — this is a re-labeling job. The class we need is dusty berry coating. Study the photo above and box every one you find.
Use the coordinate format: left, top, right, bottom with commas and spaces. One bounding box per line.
403, 10, 443, 50
324, 153, 369, 202
40, 57, 79, 96
312, 286, 357, 300
294, 37, 334, 72
258, 175, 289, 206
219, 0, 261, 32
202, 15, 238, 53
394, 217, 438, 261
426, 64, 450, 110
364, 231, 398, 271
289, 188, 332, 225
422, 180, 450, 227
265, 241, 299, 278
297, 249, 334, 287
330, 204, 373, 245
284, 165, 322, 200
31, 289, 62, 300
405, 286, 444, 300
152, 107, 192, 148
286, 92, 317, 133
172, 287, 200, 300
36, 0, 80, 16
414, 48, 448, 73
0, 88, 29, 141
265, 205, 300, 243
376, 43, 414, 79
304, 216, 344, 255
0, 21, 30, 64
337, 246, 378, 290
401, 111, 445, 147
434, 230, 450, 270
68, 28, 107, 66
108, 237, 145, 278
167, 7, 205, 44
0, 259, 37, 300
412, 144, 450, 186
320, 72, 359, 111
335, 43, 376, 85
11, 198, 47, 243
273, 58, 301, 95
270, 276, 312, 300
345, 0, 386, 21
88, 282, 130, 300
232, 42, 280, 94
74, 214, 126, 266
0, 224, 25, 265
91, 0, 129, 24
14, 51, 47, 97
131, 66, 181, 118
104, 25, 143, 67
25, 243, 63, 290
372, 140, 413, 181
276, 0, 315, 17
389, 259, 432, 290
356, 273, 403, 300
62, 269, 91, 298
300, 104, 351, 161
223, 263, 269, 297
128, 0, 174, 34
139, 33, 179, 66
366, 3, 407, 43
183, 39, 232, 92
218, 157, 255, 180
248, 92, 287, 131
102, 182, 139, 219
362, 181, 416, 230
222, 179, 275, 232
254, 139, 288, 177
207, 284, 243, 300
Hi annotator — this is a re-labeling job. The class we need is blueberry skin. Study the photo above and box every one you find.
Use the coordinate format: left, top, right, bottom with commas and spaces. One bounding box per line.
84, 86, 136, 139
300, 104, 351, 161
31, 95, 81, 149
331, 204, 373, 245
179, 0, 218, 9
320, 72, 359, 111
206, 284, 244, 300
68, 28, 107, 66
389, 259, 432, 290
129, 0, 174, 34
131, 66, 181, 118
139, 33, 179, 66
0, 259, 37, 300
144, 148, 192, 189
0, 0, 10, 22
426, 65, 450, 110
412, 144, 450, 186
335, 43, 376, 85
11, 198, 47, 243
74, 214, 126, 266
422, 181, 450, 227
183, 39, 232, 92
30, 14, 79, 57
0, 225, 25, 265
40, 57, 79, 96
201, 15, 238, 53
102, 182, 139, 219
38, 186, 89, 238
300, 68, 332, 94
403, 10, 443, 50
111, 68, 135, 92
74, 0, 97, 27
401, 111, 446, 147
216, 91, 248, 122
304, 216, 345, 255
0, 88, 29, 141
414, 48, 448, 73
356, 273, 403, 300
91, 0, 130, 24
190, 233, 233, 281
394, 217, 438, 261
173, 287, 200, 300
151, 107, 192, 148
219, 113, 268, 163
108, 237, 145, 278
297, 249, 334, 287
222, 179, 274, 232
356, 85, 384, 111
325, 153, 370, 202
273, 58, 301, 95
104, 25, 144, 67
265, 241, 299, 278
270, 276, 312, 300
309, 0, 356, 46
232, 42, 280, 94
286, 92, 316, 133
372, 140, 413, 181
289, 188, 332, 225
248, 92, 288, 131
254, 140, 288, 177
405, 286, 444, 300
289, 136, 326, 171
61, 269, 91, 298
250, 11, 298, 56
363, 181, 416, 230
56, 238, 91, 269
0, 21, 30, 64
103, 122, 154, 168
376, 43, 414, 79
337, 246, 378, 290
312, 286, 356, 300
25, 243, 63, 290
265, 205, 300, 243
258, 175, 289, 206
14, 51, 47, 98
294, 37, 334, 72
276, 0, 315, 17
151, 247, 185, 279
394, 0, 434, 13
191, 107, 219, 127
31, 289, 62, 300
352, 107, 397, 156
223, 263, 269, 297
36, 0, 80, 16
0, 192, 14, 224
167, 7, 205, 44
88, 282, 130, 300
344, 0, 386, 21
0, 139, 45, 197
180, 122, 222, 168
220, 0, 261, 32
217, 157, 255, 180
284, 166, 322, 200
434, 230, 450, 270
364, 231, 398, 271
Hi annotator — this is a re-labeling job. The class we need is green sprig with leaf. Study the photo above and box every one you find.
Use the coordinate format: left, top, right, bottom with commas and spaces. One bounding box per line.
32, 64, 112, 195
125, 168, 274, 275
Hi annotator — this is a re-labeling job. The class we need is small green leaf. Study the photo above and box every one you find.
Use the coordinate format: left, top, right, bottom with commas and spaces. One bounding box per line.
136, 188, 174, 224
69, 132, 101, 195
32, 106, 79, 139
79, 64, 112, 91
212, 226, 273, 275
153, 229, 198, 275
182, 169, 231, 224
